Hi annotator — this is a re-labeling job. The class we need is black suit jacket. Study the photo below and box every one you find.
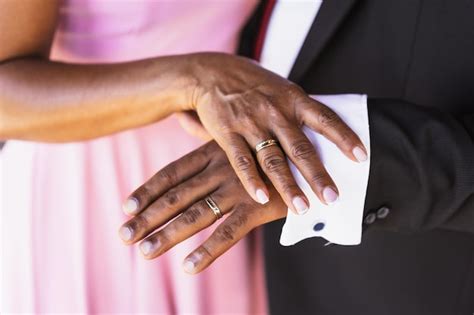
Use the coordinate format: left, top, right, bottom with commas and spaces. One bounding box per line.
240, 1, 474, 314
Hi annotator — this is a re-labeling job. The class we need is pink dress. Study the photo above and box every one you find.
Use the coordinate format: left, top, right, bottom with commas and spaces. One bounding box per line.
0, 1, 267, 313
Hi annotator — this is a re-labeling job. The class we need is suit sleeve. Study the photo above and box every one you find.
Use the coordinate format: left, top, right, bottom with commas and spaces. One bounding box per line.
364, 98, 474, 234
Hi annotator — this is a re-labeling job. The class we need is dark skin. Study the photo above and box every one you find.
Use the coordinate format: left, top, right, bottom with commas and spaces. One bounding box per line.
1, 2, 366, 217
119, 141, 287, 274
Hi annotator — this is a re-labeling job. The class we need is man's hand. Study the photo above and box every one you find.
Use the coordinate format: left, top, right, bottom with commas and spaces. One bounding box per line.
175, 111, 212, 141
119, 141, 287, 274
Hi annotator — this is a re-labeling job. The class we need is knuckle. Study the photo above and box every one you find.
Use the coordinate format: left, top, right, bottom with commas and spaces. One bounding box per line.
182, 205, 205, 224
162, 189, 181, 209
216, 224, 236, 241
287, 82, 305, 95
214, 209, 251, 243
281, 183, 300, 196
199, 244, 215, 261
128, 214, 149, 233
217, 122, 235, 135
262, 153, 286, 173
269, 111, 287, 126
151, 233, 170, 250
234, 153, 253, 172
205, 141, 220, 152
191, 148, 209, 163
276, 84, 296, 99
339, 131, 356, 148
156, 166, 176, 185
290, 141, 314, 160
232, 208, 250, 227
222, 133, 244, 149
265, 103, 282, 117
240, 114, 256, 128
260, 96, 286, 120
212, 152, 227, 166
207, 144, 226, 161
310, 171, 329, 186
243, 173, 259, 184
338, 131, 350, 143
318, 107, 340, 127
134, 184, 152, 202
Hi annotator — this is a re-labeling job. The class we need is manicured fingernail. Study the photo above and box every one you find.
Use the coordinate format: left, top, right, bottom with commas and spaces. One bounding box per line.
323, 186, 339, 204
292, 196, 309, 214
122, 197, 139, 215
256, 189, 269, 204
183, 258, 197, 274
140, 241, 153, 256
352, 146, 368, 162
119, 226, 133, 241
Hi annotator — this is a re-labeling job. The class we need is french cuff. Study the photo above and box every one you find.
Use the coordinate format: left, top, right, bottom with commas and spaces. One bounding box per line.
280, 94, 370, 246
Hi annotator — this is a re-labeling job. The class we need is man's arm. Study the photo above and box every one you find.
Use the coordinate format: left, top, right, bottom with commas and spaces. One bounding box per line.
364, 99, 474, 233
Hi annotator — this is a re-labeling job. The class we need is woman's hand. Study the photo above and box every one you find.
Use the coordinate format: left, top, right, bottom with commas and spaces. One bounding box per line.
119, 141, 287, 274
185, 52, 367, 214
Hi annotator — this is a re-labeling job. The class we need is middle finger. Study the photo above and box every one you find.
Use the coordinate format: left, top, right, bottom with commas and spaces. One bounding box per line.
273, 121, 339, 205
245, 130, 310, 214
119, 166, 224, 244
138, 186, 237, 259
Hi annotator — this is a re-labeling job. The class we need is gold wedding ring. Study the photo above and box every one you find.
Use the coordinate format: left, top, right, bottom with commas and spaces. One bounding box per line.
205, 196, 223, 219
255, 139, 279, 153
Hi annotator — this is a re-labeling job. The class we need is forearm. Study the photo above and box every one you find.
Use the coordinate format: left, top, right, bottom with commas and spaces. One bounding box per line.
0, 55, 195, 142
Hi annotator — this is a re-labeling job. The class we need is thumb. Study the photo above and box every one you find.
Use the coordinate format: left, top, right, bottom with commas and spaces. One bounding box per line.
176, 111, 212, 141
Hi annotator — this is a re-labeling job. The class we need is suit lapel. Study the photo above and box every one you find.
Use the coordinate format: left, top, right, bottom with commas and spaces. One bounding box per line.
288, 0, 359, 83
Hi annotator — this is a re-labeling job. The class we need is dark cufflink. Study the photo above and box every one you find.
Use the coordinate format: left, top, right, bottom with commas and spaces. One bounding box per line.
313, 222, 326, 232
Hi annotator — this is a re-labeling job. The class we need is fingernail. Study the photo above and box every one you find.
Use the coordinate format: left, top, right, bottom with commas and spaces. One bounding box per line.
119, 226, 133, 241
292, 196, 309, 214
183, 258, 197, 274
323, 186, 339, 204
352, 146, 368, 162
256, 189, 269, 204
140, 241, 153, 256
122, 197, 139, 215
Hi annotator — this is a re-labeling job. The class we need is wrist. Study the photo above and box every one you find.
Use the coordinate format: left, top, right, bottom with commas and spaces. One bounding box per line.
149, 55, 199, 114
183, 52, 234, 111
182, 53, 213, 111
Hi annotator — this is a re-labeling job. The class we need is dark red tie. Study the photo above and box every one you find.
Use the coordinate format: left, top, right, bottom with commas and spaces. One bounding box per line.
254, 0, 277, 61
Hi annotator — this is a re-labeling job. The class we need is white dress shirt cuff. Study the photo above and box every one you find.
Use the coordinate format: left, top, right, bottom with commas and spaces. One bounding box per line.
280, 94, 370, 246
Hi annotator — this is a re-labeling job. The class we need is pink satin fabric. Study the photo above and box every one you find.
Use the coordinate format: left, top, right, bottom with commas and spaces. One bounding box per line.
1, 1, 268, 313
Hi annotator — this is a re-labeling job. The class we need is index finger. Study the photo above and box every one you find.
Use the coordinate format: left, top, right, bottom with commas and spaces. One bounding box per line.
298, 98, 368, 163
182, 195, 286, 274
122, 143, 211, 216
182, 205, 257, 274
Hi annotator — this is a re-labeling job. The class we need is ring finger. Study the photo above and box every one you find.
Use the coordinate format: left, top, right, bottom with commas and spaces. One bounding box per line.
119, 165, 226, 244
138, 187, 236, 259
245, 130, 309, 214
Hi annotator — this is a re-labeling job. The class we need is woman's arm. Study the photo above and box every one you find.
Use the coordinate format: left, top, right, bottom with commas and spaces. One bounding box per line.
1, 1, 368, 213
0, 58, 193, 141
0, 1, 193, 141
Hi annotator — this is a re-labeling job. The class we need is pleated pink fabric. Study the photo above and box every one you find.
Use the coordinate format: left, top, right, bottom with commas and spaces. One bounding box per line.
0, 0, 268, 313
